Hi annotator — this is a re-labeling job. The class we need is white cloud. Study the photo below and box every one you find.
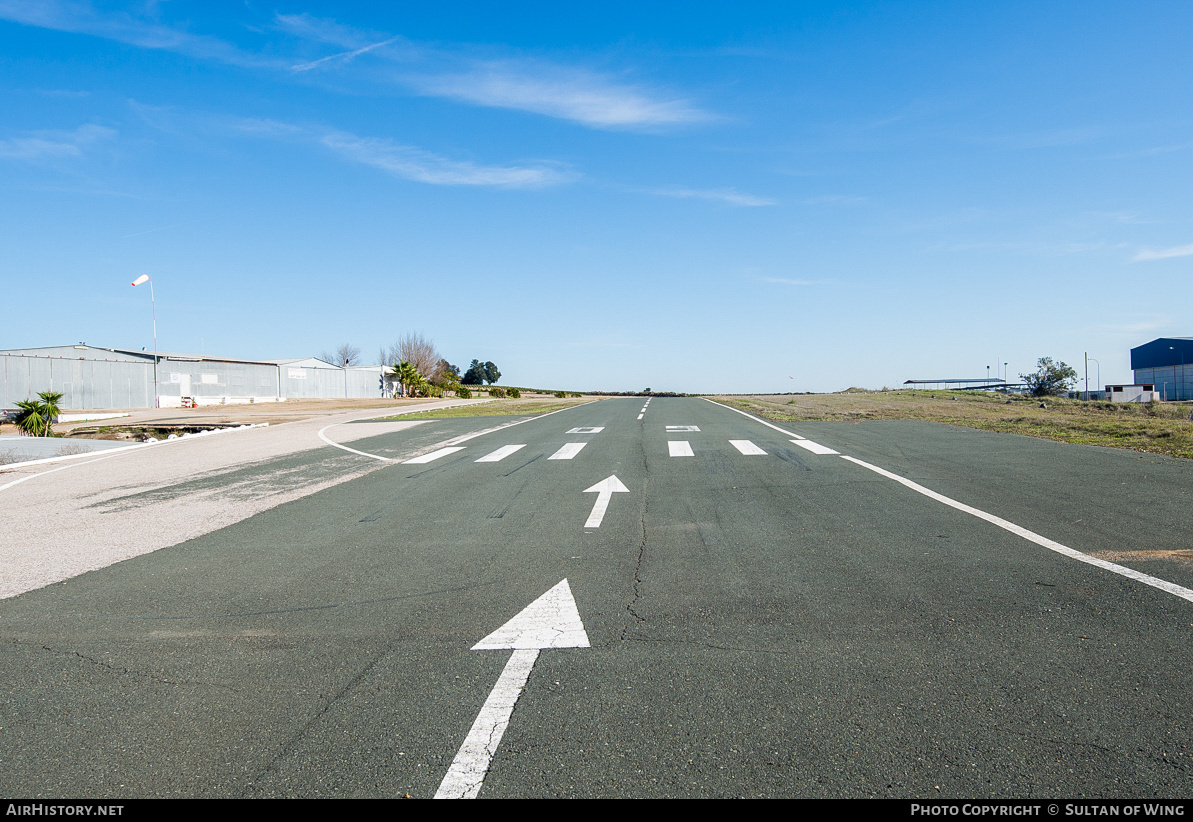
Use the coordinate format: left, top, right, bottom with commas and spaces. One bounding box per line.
291, 37, 402, 72
0, 123, 116, 161
412, 64, 711, 129
1134, 243, 1193, 261
321, 131, 573, 188
0, 0, 278, 68
653, 187, 776, 207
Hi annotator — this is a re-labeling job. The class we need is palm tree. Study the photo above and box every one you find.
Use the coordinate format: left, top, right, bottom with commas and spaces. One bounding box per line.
13, 400, 46, 437
38, 391, 63, 436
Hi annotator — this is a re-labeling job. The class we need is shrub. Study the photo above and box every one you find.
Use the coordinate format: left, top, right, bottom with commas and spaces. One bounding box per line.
507, 387, 521, 399
554, 391, 567, 398
456, 386, 472, 399
489, 387, 507, 398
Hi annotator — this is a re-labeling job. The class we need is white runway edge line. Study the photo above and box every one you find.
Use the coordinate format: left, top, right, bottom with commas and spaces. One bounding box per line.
701, 397, 806, 439
841, 456, 1193, 605
475, 444, 527, 463
0, 423, 269, 494
549, 442, 586, 460
403, 447, 465, 464
668, 441, 694, 457
730, 440, 767, 456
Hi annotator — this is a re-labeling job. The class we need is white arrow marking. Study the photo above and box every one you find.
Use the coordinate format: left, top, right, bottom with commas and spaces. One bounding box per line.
583, 474, 630, 528
435, 580, 589, 799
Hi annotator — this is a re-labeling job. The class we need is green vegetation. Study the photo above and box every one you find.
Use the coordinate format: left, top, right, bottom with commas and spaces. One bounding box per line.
13, 391, 63, 437
377, 396, 594, 420
1021, 357, 1078, 396
463, 360, 501, 385
714, 390, 1193, 459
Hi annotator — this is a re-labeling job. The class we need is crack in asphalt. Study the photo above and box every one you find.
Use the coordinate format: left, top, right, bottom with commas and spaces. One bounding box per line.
622, 433, 650, 637
22, 638, 241, 693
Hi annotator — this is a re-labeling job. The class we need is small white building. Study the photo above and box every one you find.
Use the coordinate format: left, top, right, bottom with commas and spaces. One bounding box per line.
1105, 384, 1157, 403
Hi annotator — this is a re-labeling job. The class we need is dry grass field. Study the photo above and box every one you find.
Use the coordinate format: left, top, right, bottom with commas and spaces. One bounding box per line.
715, 390, 1193, 460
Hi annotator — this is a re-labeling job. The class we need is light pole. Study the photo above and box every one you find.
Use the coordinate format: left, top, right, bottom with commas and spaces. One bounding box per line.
1172, 346, 1186, 401
130, 274, 159, 407
1088, 358, 1100, 397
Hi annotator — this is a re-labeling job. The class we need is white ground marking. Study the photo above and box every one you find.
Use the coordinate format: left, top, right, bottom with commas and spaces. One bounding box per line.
840, 456, 1193, 604
668, 441, 695, 457
701, 397, 805, 439
436, 580, 589, 800
548, 442, 586, 460
583, 474, 630, 527
637, 414, 644, 420
566, 427, 605, 434
790, 439, 839, 455
319, 399, 600, 462
666, 425, 700, 432
402, 446, 465, 464
475, 444, 527, 463
0, 424, 269, 493
729, 440, 767, 455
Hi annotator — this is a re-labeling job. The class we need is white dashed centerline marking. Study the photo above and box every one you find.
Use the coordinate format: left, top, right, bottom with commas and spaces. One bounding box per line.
475, 444, 527, 463
548, 442, 586, 460
637, 414, 644, 420
791, 439, 838, 455
729, 440, 767, 456
668, 441, 694, 457
403, 447, 465, 464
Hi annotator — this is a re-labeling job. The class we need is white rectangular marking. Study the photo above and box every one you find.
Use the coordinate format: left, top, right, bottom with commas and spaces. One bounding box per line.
790, 439, 838, 455
475, 444, 526, 463
666, 425, 700, 432
668, 441, 694, 457
548, 442, 586, 460
729, 440, 766, 455
403, 446, 465, 464
637, 414, 643, 420
566, 427, 604, 434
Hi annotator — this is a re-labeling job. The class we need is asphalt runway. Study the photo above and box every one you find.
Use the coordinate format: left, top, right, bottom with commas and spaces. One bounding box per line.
2, 397, 1192, 798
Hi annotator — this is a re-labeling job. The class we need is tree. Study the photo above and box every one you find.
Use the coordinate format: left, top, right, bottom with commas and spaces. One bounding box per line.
395, 332, 441, 380
430, 360, 462, 391
319, 344, 361, 367
482, 361, 501, 385
389, 360, 421, 397
1020, 357, 1077, 397
14, 391, 63, 437
462, 359, 485, 385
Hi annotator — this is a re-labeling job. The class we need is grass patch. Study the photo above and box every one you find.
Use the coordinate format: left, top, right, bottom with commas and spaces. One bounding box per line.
713, 390, 1193, 459
376, 397, 597, 420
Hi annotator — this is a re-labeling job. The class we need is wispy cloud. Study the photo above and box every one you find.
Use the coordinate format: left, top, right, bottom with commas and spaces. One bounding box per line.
320, 131, 574, 188
413, 64, 711, 129
133, 105, 574, 189
0, 0, 278, 68
761, 276, 840, 286
0, 123, 115, 161
291, 37, 402, 72
653, 187, 776, 207
2, 4, 713, 131
1134, 243, 1193, 261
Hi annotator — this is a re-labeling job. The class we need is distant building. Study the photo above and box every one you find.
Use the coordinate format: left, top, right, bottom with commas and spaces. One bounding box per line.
0, 345, 394, 409
1131, 337, 1193, 401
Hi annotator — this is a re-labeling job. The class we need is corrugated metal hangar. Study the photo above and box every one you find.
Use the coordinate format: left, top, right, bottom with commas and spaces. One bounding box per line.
0, 345, 392, 409
1132, 337, 1193, 401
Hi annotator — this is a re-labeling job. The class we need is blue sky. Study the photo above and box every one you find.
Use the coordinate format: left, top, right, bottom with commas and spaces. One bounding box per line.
2, 2, 1190, 393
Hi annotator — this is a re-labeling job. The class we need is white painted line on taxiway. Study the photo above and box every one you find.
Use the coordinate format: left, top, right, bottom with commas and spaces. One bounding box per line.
840, 455, 1193, 605
549, 442, 586, 460
0, 423, 269, 493
403, 447, 465, 464
701, 397, 806, 439
791, 439, 839, 455
668, 441, 694, 457
475, 444, 527, 463
637, 414, 644, 420
730, 440, 767, 455
319, 400, 599, 462
666, 425, 699, 432
436, 580, 590, 800
566, 427, 604, 434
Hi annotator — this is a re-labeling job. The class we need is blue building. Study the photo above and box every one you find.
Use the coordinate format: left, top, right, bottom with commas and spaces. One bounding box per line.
1131, 337, 1193, 401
